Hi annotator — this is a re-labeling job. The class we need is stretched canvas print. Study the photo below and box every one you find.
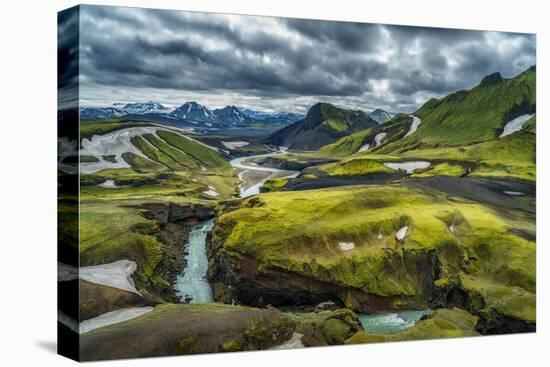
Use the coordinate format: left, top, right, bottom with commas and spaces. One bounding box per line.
58, 4, 536, 362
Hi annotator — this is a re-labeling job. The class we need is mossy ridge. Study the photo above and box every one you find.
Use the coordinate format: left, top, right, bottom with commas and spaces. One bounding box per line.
261, 178, 288, 192
411, 163, 464, 178
378, 67, 535, 151
157, 130, 230, 169
345, 308, 480, 344
317, 157, 393, 176
350, 128, 535, 182
80, 303, 296, 361
142, 133, 199, 170
285, 308, 362, 346
320, 113, 412, 157
211, 184, 535, 321
459, 274, 535, 325
79, 119, 152, 140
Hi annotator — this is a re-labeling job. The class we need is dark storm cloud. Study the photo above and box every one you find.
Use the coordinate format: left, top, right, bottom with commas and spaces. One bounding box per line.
78, 5, 536, 113
58, 6, 80, 109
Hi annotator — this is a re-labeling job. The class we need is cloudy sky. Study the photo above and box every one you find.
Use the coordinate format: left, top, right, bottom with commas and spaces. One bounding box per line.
77, 5, 535, 113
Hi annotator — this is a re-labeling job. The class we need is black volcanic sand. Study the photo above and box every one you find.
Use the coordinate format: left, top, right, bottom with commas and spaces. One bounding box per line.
406, 176, 535, 214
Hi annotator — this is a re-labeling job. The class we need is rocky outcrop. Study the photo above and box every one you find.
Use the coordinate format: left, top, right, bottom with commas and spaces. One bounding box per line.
136, 202, 215, 226
79, 280, 155, 321
207, 248, 439, 314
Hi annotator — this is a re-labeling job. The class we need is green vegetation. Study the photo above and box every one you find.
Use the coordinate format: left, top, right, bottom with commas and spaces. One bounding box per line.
321, 113, 411, 156
460, 274, 535, 323
80, 303, 296, 360
212, 183, 535, 315
80, 119, 150, 139
411, 163, 464, 178
318, 157, 393, 176
121, 152, 167, 173
261, 178, 288, 192
79, 201, 168, 291
80, 155, 100, 163
398, 129, 535, 182
381, 67, 535, 151
346, 308, 480, 344
157, 131, 229, 169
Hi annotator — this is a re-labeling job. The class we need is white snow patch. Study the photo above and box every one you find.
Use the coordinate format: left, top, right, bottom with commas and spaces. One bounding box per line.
203, 189, 219, 197
316, 300, 336, 309
80, 307, 154, 334
80, 260, 141, 295
503, 191, 525, 196
375, 132, 387, 146
404, 115, 422, 137
358, 144, 370, 152
396, 226, 408, 241
339, 241, 355, 251
98, 180, 123, 188
222, 141, 250, 150
384, 161, 431, 174
270, 333, 304, 350
79, 126, 162, 174
500, 114, 534, 137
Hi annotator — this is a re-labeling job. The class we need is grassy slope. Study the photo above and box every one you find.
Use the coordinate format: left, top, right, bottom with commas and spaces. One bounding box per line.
80, 119, 151, 140
320, 68, 535, 182
213, 184, 535, 318
317, 157, 393, 177
380, 67, 535, 152
320, 114, 411, 157
397, 128, 536, 182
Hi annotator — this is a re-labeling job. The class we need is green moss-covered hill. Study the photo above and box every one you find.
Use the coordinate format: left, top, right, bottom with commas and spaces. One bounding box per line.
209, 184, 535, 332
408, 67, 535, 148
321, 67, 535, 159
265, 102, 378, 150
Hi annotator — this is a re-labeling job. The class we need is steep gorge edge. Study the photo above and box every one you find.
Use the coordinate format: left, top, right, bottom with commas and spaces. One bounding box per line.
206, 225, 534, 335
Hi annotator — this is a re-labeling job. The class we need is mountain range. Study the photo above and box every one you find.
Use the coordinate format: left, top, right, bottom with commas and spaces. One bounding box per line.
79, 101, 306, 128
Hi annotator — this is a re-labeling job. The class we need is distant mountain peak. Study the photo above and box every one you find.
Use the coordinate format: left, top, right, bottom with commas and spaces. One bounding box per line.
170, 101, 214, 121
368, 108, 392, 124
480, 72, 504, 86
265, 102, 378, 150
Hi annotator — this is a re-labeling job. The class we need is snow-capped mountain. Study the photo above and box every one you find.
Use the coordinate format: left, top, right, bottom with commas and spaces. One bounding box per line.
122, 102, 169, 114
212, 105, 248, 125
80, 107, 126, 119
239, 108, 304, 125
368, 108, 393, 124
80, 100, 302, 128
169, 101, 215, 122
